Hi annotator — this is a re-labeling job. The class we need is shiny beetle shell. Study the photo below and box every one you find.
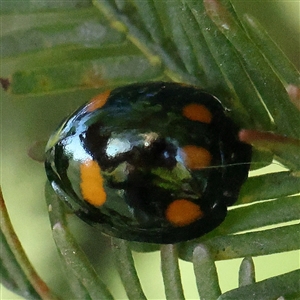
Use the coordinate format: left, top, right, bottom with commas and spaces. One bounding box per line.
45, 82, 252, 244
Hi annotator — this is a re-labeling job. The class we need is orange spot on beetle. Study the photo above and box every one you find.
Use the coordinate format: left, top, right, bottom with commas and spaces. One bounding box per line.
86, 90, 111, 112
182, 145, 212, 169
166, 199, 203, 227
80, 160, 106, 207
183, 103, 212, 123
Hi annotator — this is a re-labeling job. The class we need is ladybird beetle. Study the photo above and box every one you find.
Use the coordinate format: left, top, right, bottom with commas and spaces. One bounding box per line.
45, 82, 252, 244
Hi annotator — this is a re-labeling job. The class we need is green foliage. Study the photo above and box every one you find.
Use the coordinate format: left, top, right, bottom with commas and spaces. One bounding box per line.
1, 0, 299, 299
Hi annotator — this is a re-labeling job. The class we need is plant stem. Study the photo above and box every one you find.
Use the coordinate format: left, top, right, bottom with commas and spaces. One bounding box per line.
0, 187, 60, 300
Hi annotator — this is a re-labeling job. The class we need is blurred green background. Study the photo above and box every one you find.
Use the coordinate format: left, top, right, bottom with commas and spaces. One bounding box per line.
1, 1, 299, 299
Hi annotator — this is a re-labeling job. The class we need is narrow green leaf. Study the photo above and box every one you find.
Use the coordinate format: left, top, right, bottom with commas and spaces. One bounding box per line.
1, 7, 102, 38
205, 195, 300, 238
8, 54, 162, 95
0, 0, 92, 15
0, 18, 123, 59
45, 183, 114, 300
153, 0, 203, 78
219, 269, 300, 300
0, 231, 41, 299
238, 171, 300, 204
1, 8, 125, 58
239, 257, 256, 287
0, 187, 60, 300
160, 244, 185, 300
111, 238, 147, 300
179, 223, 300, 262
2, 44, 139, 77
93, 0, 197, 83
173, 0, 235, 97
193, 244, 221, 300
133, 0, 166, 44
204, 0, 300, 139
56, 251, 93, 300
242, 14, 300, 87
